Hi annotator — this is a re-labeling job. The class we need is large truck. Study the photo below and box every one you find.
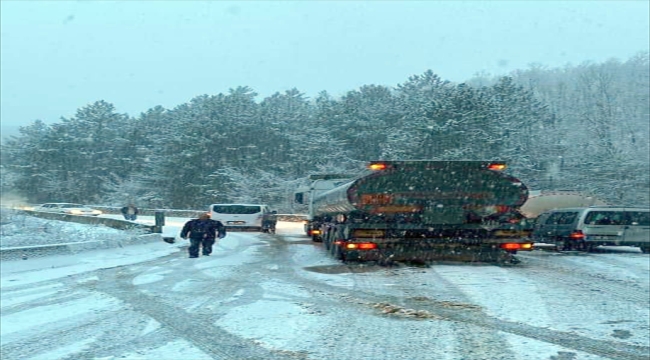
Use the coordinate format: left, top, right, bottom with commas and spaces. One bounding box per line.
294, 160, 534, 264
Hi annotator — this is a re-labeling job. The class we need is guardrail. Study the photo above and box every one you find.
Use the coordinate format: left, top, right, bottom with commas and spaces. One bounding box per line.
17, 210, 156, 232
0, 210, 162, 261
87, 206, 206, 218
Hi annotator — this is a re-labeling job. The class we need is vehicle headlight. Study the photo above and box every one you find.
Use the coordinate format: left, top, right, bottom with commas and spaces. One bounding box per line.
68, 210, 82, 215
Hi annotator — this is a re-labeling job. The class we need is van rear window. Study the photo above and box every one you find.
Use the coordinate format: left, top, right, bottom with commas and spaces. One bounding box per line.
585, 211, 626, 225
212, 205, 262, 214
628, 211, 650, 226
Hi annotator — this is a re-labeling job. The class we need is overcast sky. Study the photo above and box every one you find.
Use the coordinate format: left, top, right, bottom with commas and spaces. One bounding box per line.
1, 1, 648, 136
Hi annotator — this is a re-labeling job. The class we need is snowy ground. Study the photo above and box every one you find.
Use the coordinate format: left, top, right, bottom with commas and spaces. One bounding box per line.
1, 210, 649, 360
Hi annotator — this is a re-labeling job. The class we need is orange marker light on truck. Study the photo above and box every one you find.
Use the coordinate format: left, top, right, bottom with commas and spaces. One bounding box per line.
487, 163, 507, 171
368, 162, 389, 170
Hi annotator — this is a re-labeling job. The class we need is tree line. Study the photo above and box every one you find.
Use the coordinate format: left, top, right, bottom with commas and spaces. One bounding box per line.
1, 53, 648, 211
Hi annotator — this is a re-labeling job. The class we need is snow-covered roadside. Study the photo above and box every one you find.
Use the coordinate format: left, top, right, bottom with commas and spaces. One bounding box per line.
0, 210, 184, 286
0, 210, 144, 248
0, 210, 165, 261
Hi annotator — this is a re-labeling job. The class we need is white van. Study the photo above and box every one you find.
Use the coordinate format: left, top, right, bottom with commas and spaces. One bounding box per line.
532, 206, 650, 253
210, 204, 272, 231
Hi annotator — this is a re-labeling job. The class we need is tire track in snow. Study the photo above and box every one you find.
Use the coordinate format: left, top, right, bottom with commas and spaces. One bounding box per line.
300, 258, 649, 360
92, 265, 310, 360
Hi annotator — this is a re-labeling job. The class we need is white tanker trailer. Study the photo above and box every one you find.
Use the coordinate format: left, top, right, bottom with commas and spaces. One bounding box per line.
519, 190, 607, 219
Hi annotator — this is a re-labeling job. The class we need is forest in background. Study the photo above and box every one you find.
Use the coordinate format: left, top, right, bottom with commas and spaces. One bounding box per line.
1, 53, 648, 212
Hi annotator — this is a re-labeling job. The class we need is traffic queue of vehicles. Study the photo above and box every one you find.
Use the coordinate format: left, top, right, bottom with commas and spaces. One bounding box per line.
28, 161, 649, 264
294, 161, 649, 263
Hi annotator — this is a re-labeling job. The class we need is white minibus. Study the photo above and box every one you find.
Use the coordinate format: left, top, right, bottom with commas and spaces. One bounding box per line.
210, 204, 272, 231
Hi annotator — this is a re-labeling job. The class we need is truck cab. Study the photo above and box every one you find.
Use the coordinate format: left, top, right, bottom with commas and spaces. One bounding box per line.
294, 174, 353, 239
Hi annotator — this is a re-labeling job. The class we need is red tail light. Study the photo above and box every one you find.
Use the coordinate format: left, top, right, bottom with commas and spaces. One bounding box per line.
569, 230, 585, 240
358, 243, 378, 250
344, 242, 378, 250
500, 243, 534, 251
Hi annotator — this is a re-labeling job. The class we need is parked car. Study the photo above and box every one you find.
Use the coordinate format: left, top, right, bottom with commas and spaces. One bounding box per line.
33, 203, 103, 216
532, 206, 650, 253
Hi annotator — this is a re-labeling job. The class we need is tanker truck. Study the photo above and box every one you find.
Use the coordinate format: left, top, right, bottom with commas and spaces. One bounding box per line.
294, 160, 534, 264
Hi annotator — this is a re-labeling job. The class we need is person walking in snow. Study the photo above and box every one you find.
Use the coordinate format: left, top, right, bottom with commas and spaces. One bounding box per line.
120, 204, 139, 221
180, 213, 226, 258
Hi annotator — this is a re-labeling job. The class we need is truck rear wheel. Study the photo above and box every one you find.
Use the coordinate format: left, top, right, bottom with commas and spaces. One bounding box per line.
583, 242, 596, 253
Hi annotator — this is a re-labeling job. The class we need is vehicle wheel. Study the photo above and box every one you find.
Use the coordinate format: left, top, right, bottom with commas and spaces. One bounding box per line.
562, 240, 575, 251
640, 247, 650, 254
583, 242, 596, 253
377, 256, 395, 267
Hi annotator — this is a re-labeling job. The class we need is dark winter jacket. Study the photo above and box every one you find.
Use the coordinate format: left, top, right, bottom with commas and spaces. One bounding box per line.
180, 218, 226, 240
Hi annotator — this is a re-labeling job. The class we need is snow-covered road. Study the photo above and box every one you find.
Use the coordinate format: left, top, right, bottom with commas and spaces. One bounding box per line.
1, 214, 648, 360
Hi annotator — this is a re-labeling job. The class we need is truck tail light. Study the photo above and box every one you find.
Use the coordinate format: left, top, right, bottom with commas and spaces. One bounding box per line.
500, 243, 533, 251
345, 242, 378, 250
569, 230, 585, 240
